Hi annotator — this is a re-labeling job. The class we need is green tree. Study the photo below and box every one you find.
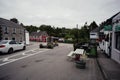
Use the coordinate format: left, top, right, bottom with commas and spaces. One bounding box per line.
88, 21, 98, 31
39, 25, 54, 36
24, 25, 38, 33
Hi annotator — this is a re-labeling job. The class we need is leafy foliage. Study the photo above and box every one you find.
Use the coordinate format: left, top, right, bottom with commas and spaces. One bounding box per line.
24, 25, 38, 33
23, 22, 98, 43
88, 21, 98, 31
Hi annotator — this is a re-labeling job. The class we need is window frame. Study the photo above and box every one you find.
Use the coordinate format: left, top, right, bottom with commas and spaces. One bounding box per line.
4, 27, 8, 34
13, 28, 16, 34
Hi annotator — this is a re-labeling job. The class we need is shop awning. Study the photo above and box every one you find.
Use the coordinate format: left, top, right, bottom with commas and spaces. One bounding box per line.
104, 25, 112, 31
115, 25, 120, 31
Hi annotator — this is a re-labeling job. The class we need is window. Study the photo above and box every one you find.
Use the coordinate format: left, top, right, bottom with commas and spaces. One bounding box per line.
20, 29, 22, 34
13, 28, 16, 34
5, 38, 8, 40
91, 34, 96, 35
9, 40, 17, 44
4, 27, 8, 34
105, 34, 109, 42
0, 40, 8, 44
115, 32, 120, 51
12, 38, 15, 41
20, 37, 22, 42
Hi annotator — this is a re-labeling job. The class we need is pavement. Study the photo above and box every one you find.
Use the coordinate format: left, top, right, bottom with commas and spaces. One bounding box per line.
97, 50, 120, 80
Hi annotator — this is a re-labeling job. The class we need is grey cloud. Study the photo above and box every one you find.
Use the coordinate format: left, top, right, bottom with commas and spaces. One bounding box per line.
0, 0, 120, 28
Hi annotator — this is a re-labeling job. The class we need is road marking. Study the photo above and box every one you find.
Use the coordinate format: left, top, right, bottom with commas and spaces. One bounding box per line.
3, 58, 8, 62
3, 58, 17, 62
22, 53, 26, 55
0, 49, 50, 67
0, 48, 38, 60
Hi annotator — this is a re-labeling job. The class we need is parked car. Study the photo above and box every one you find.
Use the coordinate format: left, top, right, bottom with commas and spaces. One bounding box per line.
39, 42, 54, 49
39, 42, 47, 48
0, 40, 26, 54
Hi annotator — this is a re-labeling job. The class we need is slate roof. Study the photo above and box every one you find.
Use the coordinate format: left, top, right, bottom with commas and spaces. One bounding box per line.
0, 18, 24, 29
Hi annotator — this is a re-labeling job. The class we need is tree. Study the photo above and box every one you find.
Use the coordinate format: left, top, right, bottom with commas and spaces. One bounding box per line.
79, 25, 89, 42
39, 25, 54, 36
24, 25, 38, 33
10, 18, 19, 24
89, 21, 98, 31
70, 28, 78, 41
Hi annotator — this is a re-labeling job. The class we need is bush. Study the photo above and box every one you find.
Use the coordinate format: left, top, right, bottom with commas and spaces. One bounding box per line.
64, 40, 74, 43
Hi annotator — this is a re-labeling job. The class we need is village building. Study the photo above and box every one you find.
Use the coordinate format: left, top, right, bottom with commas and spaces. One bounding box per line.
29, 31, 48, 42
0, 18, 26, 43
98, 12, 120, 64
112, 12, 120, 63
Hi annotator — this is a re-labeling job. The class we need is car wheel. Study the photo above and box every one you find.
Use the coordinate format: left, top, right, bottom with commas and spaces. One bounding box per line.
39, 44, 43, 48
8, 48, 13, 54
23, 46, 26, 50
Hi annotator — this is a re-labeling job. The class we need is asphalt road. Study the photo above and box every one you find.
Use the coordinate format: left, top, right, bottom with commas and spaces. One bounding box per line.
0, 42, 104, 80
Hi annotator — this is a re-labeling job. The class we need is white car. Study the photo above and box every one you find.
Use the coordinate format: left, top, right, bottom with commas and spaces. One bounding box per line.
0, 40, 26, 54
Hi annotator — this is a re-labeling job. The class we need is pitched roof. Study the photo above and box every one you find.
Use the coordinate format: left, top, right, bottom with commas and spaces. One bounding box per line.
0, 18, 24, 29
113, 12, 120, 22
94, 12, 120, 32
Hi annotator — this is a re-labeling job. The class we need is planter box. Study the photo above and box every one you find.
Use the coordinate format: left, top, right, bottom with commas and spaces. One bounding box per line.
75, 60, 86, 69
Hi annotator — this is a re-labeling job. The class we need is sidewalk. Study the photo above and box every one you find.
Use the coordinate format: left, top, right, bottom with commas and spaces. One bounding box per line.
97, 50, 120, 80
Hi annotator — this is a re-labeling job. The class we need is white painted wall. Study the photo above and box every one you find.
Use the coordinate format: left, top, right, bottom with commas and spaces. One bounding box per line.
25, 31, 30, 45
112, 13, 120, 64
90, 32, 98, 39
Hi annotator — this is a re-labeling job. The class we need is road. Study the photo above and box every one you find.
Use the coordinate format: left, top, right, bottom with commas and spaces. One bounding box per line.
0, 42, 104, 80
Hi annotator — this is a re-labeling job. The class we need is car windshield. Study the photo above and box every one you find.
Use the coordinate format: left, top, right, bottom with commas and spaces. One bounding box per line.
0, 40, 8, 44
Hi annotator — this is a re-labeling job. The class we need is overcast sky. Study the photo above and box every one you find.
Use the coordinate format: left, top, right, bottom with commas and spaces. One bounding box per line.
0, 0, 120, 28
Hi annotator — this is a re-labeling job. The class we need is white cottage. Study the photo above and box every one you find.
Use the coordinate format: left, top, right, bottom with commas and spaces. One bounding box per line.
112, 12, 120, 63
